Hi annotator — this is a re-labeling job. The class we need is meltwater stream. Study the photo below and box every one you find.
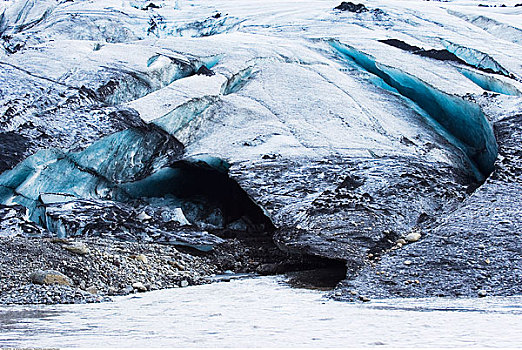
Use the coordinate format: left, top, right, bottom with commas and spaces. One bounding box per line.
1, 276, 521, 347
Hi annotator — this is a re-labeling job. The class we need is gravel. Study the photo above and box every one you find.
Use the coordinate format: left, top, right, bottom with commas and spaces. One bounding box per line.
0, 234, 299, 304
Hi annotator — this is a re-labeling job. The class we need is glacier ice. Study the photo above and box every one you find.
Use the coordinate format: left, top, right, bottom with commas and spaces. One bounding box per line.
0, 110, 270, 248
1, 0, 521, 297
330, 40, 498, 177
458, 68, 521, 96
443, 40, 513, 78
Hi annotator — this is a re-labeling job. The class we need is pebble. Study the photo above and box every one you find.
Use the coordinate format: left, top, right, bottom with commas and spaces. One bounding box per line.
396, 239, 407, 245
64, 242, 90, 255
180, 280, 189, 287
137, 211, 152, 221
478, 290, 488, 297
405, 231, 421, 243
135, 254, 148, 264
403, 260, 412, 266
121, 285, 134, 294
132, 282, 147, 292
50, 238, 70, 244
169, 260, 185, 270
86, 286, 98, 294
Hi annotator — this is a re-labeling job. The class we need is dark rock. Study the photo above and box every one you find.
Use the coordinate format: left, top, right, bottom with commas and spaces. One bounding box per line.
334, 2, 368, 13
196, 65, 215, 76
142, 2, 160, 10
0, 132, 31, 172
379, 39, 467, 66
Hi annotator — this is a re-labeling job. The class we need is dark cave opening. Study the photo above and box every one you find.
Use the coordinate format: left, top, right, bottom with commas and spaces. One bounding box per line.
121, 159, 349, 288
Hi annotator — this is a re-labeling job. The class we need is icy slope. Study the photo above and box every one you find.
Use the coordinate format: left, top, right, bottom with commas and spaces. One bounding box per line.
0, 0, 521, 297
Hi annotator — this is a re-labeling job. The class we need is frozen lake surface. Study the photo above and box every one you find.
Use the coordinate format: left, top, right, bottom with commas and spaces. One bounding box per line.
1, 276, 521, 347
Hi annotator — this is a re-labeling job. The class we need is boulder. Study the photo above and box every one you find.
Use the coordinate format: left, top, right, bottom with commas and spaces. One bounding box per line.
29, 270, 72, 286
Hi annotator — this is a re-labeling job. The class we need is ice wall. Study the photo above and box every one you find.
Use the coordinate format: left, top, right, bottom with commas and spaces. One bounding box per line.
443, 40, 512, 78
458, 68, 520, 96
0, 114, 271, 245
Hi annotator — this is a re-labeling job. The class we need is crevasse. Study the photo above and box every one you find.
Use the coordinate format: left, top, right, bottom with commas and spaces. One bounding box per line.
329, 40, 498, 178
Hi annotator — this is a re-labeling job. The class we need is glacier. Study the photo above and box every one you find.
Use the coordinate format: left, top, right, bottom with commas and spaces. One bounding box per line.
330, 39, 498, 176
0, 0, 521, 298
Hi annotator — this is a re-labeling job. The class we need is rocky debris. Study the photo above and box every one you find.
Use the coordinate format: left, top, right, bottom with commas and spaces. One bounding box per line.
0, 235, 215, 304
0, 231, 319, 304
334, 2, 368, 13
334, 112, 522, 299
0, 284, 111, 305
29, 270, 72, 286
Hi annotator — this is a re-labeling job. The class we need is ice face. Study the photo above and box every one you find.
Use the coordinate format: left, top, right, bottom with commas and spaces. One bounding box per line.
330, 40, 498, 177
0, 111, 271, 245
443, 40, 512, 77
458, 68, 521, 96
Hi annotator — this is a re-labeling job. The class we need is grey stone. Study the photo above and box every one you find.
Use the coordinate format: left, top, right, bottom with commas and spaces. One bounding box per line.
29, 270, 72, 286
